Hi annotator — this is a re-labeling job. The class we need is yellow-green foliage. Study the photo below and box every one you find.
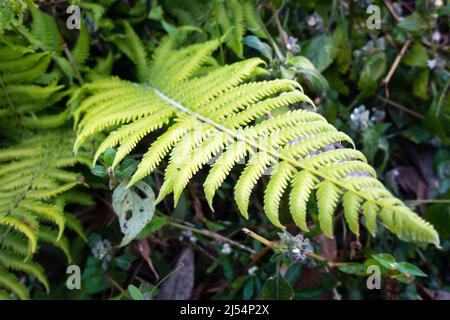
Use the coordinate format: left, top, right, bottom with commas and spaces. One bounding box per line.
0, 5, 93, 298
0, 131, 89, 299
73, 33, 439, 248
164, 0, 266, 58
0, 43, 68, 128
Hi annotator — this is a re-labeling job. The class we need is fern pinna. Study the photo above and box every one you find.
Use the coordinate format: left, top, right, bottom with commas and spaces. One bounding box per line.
0, 131, 89, 299
73, 35, 439, 248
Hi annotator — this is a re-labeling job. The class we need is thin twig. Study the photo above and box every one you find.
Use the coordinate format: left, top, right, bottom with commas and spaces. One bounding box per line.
384, 0, 401, 22
406, 199, 450, 206
382, 39, 412, 94
377, 95, 424, 119
242, 228, 346, 268
61, 39, 84, 85
149, 262, 186, 298
168, 219, 256, 254
105, 273, 130, 298
242, 228, 275, 248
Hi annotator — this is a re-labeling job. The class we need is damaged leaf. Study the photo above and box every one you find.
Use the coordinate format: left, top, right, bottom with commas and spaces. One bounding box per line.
112, 179, 155, 246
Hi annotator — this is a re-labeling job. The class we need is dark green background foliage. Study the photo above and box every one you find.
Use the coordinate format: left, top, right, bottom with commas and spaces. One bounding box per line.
0, 0, 449, 300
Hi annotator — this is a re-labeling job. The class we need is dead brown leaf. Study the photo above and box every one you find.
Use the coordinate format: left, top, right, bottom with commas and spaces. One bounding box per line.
157, 247, 195, 300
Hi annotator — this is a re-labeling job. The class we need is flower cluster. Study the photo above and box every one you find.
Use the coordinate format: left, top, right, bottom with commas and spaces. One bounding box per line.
279, 232, 313, 263
92, 239, 113, 270
350, 105, 385, 132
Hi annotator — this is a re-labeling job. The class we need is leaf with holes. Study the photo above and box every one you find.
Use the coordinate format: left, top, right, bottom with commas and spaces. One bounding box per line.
112, 179, 155, 246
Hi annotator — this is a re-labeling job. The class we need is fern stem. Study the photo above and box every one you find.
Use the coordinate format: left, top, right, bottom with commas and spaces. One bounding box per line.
242, 228, 276, 249
61, 40, 84, 85
0, 73, 22, 130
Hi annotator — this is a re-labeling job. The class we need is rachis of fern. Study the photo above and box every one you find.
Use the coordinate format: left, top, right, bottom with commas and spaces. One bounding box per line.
73, 34, 439, 247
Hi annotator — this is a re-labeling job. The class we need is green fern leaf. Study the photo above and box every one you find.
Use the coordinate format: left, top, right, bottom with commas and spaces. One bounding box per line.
343, 192, 363, 236
289, 170, 318, 232
27, 0, 61, 53
317, 181, 341, 238
0, 131, 89, 298
362, 201, 378, 237
264, 162, 296, 228
72, 20, 90, 69
0, 266, 29, 300
0, 250, 49, 292
74, 34, 440, 247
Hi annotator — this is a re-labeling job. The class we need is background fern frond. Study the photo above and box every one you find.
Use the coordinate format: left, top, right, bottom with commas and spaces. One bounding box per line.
0, 131, 89, 298
0, 42, 69, 132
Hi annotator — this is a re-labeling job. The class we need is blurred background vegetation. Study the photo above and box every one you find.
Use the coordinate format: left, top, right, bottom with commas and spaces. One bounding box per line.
1, 0, 449, 300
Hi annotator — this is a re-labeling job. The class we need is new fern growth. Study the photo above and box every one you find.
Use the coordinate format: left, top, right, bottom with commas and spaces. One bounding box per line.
0, 131, 89, 299
73, 34, 439, 247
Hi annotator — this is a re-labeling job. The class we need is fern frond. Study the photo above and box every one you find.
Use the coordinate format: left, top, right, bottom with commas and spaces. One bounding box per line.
0, 265, 29, 300
0, 43, 67, 129
0, 250, 49, 292
72, 20, 90, 69
214, 0, 245, 57
74, 35, 440, 247
63, 212, 87, 242
1, 54, 51, 84
243, 0, 267, 39
27, 0, 62, 53
0, 229, 29, 258
317, 181, 341, 238
0, 131, 88, 298
37, 226, 71, 263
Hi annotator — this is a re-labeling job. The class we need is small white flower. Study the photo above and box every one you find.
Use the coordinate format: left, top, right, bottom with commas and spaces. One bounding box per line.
279, 232, 313, 263
306, 12, 324, 31
221, 243, 232, 255
432, 31, 441, 43
307, 15, 317, 27
350, 105, 370, 132
189, 236, 198, 243
248, 266, 258, 276
434, 0, 443, 7
370, 108, 386, 123
428, 59, 437, 70
286, 36, 298, 53
92, 239, 113, 269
